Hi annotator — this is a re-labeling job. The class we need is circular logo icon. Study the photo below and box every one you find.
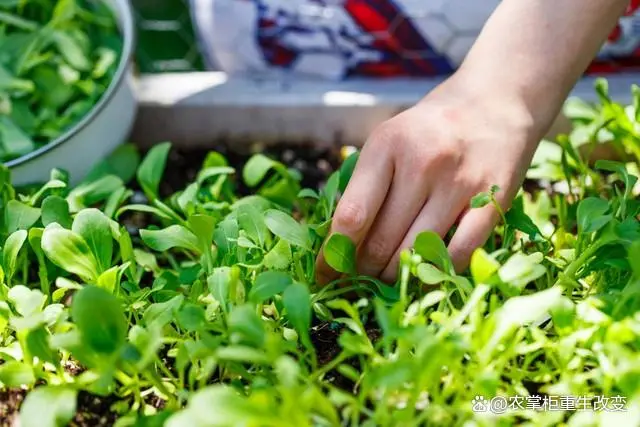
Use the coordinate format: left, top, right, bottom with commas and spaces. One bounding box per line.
490, 396, 508, 414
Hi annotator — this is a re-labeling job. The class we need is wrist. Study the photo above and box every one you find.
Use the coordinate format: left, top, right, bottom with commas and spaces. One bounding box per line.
423, 69, 549, 153
457, 64, 562, 136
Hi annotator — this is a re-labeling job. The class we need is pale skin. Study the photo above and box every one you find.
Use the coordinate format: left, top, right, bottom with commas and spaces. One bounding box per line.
316, 0, 630, 284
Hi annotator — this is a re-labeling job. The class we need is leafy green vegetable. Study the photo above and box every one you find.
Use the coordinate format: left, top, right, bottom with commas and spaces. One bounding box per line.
0, 361, 35, 387
264, 209, 312, 250
19, 386, 77, 427
0, 81, 639, 426
41, 223, 100, 282
71, 285, 126, 355
137, 142, 171, 201
322, 232, 356, 274
0, 0, 122, 161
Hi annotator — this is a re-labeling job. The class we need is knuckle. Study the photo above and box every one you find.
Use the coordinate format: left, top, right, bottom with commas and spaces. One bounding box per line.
370, 121, 403, 148
334, 202, 367, 234
451, 172, 478, 192
438, 141, 463, 164
409, 152, 434, 176
411, 141, 462, 177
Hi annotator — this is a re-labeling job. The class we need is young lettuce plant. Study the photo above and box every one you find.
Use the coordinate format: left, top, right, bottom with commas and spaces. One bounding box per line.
2, 82, 640, 427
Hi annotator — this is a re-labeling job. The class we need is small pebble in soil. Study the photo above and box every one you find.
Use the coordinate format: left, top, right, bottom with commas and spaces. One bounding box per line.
317, 159, 331, 174
125, 224, 140, 237
293, 159, 307, 172
130, 191, 148, 205
0, 389, 24, 427
70, 391, 119, 427
282, 149, 295, 163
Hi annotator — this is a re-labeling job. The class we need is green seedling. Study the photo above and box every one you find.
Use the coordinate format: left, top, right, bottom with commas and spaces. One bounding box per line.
0, 81, 638, 426
0, 0, 122, 162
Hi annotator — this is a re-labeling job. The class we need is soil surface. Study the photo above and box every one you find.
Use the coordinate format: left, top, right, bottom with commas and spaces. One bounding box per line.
161, 143, 344, 197
0, 389, 121, 427
70, 392, 120, 427
123, 143, 345, 238
310, 321, 382, 392
0, 389, 23, 427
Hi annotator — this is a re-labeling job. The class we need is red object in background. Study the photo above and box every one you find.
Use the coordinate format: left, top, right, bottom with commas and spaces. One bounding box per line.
343, 0, 453, 75
202, 0, 640, 79
627, 0, 640, 15
608, 25, 623, 43
608, 0, 640, 42
588, 1, 640, 74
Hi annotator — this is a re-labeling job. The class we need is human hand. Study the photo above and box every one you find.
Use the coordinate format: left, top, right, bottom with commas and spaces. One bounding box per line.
315, 73, 547, 284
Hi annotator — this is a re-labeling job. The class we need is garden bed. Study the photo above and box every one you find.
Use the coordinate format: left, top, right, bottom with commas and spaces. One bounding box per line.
0, 80, 640, 427
0, 141, 350, 427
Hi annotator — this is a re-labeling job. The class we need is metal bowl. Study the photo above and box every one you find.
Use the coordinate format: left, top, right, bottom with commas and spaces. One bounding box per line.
6, 0, 137, 187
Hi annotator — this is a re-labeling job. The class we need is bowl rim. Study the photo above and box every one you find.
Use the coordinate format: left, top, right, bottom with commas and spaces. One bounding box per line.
5, 0, 137, 169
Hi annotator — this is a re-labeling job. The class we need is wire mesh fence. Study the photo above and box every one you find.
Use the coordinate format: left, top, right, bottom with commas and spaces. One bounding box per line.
131, 0, 205, 73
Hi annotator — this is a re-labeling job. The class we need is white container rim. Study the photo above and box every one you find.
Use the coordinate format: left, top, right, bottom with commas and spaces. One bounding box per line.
4, 0, 136, 169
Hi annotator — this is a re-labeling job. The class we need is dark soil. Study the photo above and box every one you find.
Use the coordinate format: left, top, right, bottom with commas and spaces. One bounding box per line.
121, 142, 344, 238
310, 321, 382, 392
0, 388, 121, 427
70, 392, 120, 427
160, 142, 344, 197
311, 322, 344, 366
0, 389, 23, 427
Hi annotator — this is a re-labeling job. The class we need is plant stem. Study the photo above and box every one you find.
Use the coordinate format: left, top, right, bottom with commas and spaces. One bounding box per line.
310, 353, 348, 382
143, 368, 177, 407
155, 356, 178, 382
314, 285, 361, 302
491, 195, 508, 226
555, 242, 602, 286
399, 262, 411, 308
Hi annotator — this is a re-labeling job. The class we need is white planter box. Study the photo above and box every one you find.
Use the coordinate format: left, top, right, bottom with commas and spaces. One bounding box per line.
131, 72, 639, 149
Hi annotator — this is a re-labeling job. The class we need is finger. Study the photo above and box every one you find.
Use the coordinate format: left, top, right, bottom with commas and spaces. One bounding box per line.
447, 205, 499, 273
380, 187, 468, 282
356, 168, 431, 278
315, 142, 394, 284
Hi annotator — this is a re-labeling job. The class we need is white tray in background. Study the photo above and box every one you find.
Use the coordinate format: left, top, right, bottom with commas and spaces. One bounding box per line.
131, 72, 639, 148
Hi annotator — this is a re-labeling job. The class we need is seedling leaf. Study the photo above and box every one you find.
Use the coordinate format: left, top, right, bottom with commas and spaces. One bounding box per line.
3, 229, 27, 283
229, 305, 266, 348
338, 152, 359, 192
577, 197, 612, 234
19, 386, 77, 427
0, 361, 35, 387
416, 263, 450, 285
137, 142, 171, 200
470, 248, 499, 283
71, 286, 127, 355
41, 224, 100, 282
237, 204, 268, 248
243, 154, 278, 187
250, 271, 293, 303
470, 192, 491, 209
72, 209, 113, 273
413, 231, 453, 274
283, 283, 312, 349
323, 233, 356, 274
41, 196, 72, 229
140, 225, 201, 254
264, 209, 312, 251
5, 200, 40, 233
